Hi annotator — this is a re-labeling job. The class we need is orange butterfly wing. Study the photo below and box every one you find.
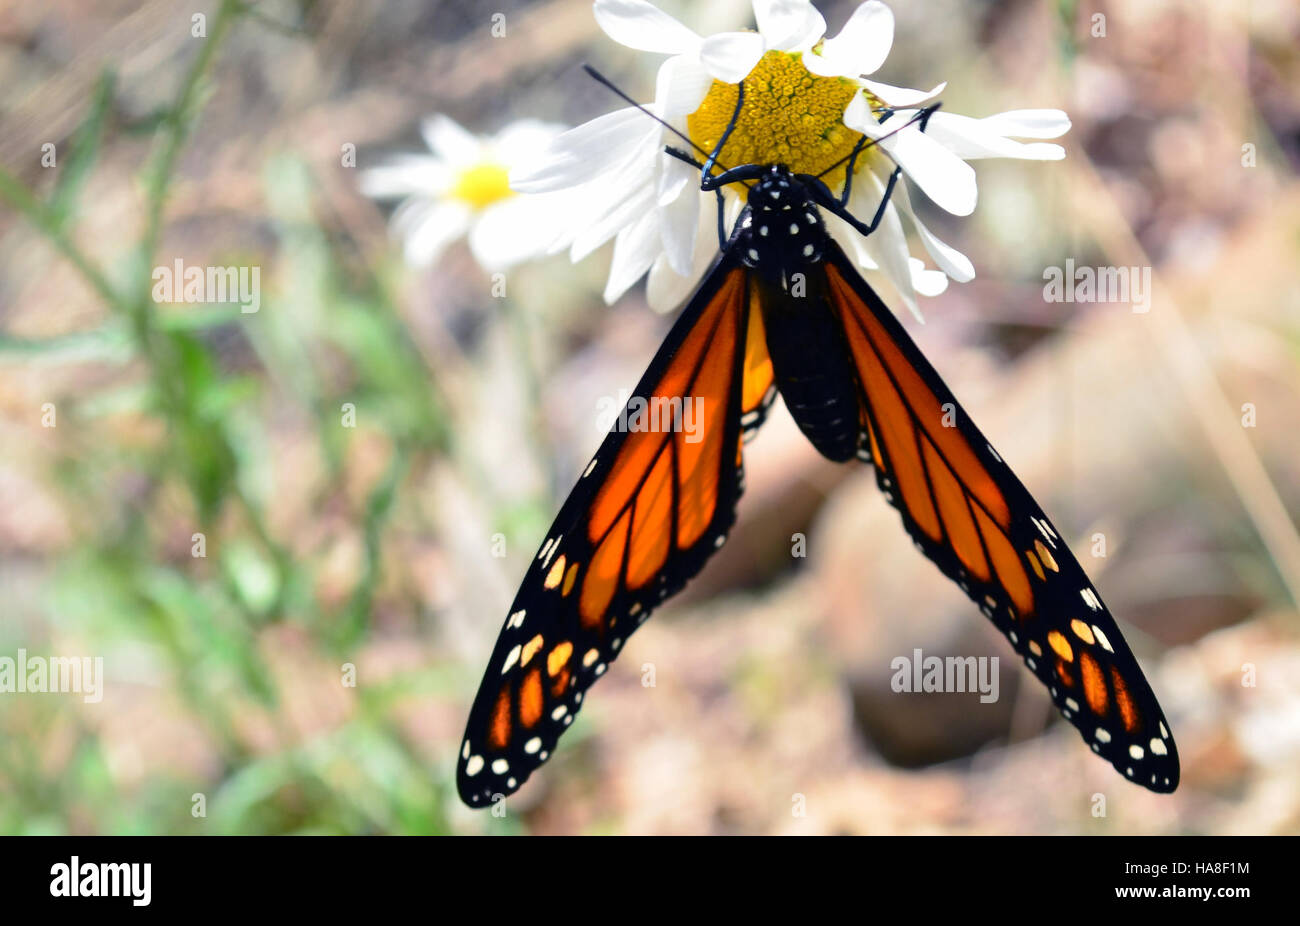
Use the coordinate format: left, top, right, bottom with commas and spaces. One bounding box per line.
822, 244, 1179, 792
457, 259, 770, 805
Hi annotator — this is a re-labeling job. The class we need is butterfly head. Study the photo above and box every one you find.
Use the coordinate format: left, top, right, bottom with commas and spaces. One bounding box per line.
740, 165, 826, 276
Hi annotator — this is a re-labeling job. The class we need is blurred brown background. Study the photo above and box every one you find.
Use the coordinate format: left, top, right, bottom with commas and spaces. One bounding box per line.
0, 0, 1297, 834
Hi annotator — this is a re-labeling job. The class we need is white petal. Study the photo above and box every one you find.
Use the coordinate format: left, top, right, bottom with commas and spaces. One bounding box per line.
539, 176, 606, 254
510, 107, 657, 192
893, 181, 975, 282
803, 1, 893, 77
657, 147, 695, 206
843, 89, 875, 131
571, 181, 658, 261
925, 111, 1065, 161
490, 120, 567, 163
551, 151, 659, 258
358, 155, 451, 199
419, 115, 480, 165
1003, 141, 1065, 160
825, 210, 877, 270
647, 253, 690, 314
391, 199, 471, 267
752, 0, 826, 52
646, 193, 726, 312
699, 31, 765, 83
800, 50, 845, 79
604, 210, 662, 303
893, 131, 977, 215
859, 78, 947, 108
648, 248, 716, 312
659, 173, 700, 276
593, 0, 701, 54
656, 54, 714, 118
850, 109, 977, 216
909, 257, 949, 297
978, 109, 1072, 139
467, 193, 566, 270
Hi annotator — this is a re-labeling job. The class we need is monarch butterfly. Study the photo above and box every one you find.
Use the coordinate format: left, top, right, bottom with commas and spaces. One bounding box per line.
457, 69, 1178, 807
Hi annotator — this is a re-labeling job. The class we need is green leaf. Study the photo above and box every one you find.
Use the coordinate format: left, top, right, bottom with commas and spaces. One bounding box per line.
221, 541, 281, 618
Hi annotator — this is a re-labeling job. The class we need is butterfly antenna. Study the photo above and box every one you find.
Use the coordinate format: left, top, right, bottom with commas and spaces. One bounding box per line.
582, 64, 718, 164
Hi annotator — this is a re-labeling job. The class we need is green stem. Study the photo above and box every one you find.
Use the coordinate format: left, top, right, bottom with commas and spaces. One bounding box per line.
0, 169, 123, 311
132, 0, 243, 352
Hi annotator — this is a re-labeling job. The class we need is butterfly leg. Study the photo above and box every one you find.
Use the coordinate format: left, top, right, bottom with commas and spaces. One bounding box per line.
837, 135, 871, 206
850, 167, 902, 236
712, 186, 727, 250
807, 165, 902, 239
696, 81, 748, 250
701, 79, 745, 181
664, 147, 735, 250
666, 75, 749, 190
811, 101, 942, 238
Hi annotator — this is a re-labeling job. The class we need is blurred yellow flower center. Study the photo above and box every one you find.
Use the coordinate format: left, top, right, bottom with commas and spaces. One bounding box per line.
450, 162, 513, 209
687, 50, 868, 196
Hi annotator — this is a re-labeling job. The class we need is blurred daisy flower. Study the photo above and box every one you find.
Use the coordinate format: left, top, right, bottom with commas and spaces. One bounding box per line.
512, 0, 1071, 319
361, 115, 569, 271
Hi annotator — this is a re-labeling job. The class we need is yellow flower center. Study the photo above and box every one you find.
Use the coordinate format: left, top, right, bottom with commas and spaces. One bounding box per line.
449, 161, 514, 210
687, 49, 873, 198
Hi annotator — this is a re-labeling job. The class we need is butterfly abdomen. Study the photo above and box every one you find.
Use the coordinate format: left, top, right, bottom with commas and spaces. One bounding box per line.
759, 272, 859, 462
737, 167, 857, 462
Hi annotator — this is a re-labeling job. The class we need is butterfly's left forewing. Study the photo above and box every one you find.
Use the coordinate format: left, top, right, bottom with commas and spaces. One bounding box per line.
820, 243, 1179, 792
457, 258, 772, 806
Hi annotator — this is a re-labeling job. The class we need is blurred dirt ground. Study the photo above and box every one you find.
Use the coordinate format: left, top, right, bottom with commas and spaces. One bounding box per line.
0, 0, 1298, 834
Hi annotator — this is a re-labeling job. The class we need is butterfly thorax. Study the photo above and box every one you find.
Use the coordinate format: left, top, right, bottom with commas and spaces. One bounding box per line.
738, 165, 827, 286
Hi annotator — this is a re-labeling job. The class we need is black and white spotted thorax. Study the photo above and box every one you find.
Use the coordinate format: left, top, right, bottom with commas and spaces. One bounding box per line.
736, 165, 827, 283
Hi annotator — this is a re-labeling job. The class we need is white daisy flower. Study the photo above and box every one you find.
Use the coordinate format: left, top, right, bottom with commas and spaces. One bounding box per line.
360, 115, 569, 271
512, 0, 1071, 319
